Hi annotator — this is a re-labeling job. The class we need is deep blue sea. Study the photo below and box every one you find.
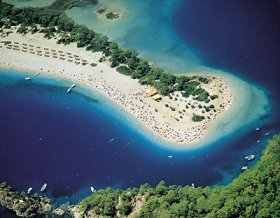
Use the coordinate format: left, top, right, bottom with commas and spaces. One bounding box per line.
174, 0, 280, 139
1, 1, 280, 214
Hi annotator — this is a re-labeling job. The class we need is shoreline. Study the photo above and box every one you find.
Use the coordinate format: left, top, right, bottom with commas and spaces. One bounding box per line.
0, 30, 235, 148
0, 134, 279, 217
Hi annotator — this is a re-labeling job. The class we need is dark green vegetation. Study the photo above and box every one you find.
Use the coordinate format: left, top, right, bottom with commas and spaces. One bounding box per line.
192, 113, 205, 122
1, 1, 279, 218
1, 132, 279, 218
79, 135, 280, 217
1, 2, 279, 217
105, 12, 120, 20
0, 182, 52, 217
0, 0, 213, 105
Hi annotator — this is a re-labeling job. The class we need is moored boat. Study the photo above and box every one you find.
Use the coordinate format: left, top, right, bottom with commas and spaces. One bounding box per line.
40, 183, 47, 192
244, 154, 255, 161
66, 84, 76, 94
27, 187, 32, 194
90, 186, 96, 193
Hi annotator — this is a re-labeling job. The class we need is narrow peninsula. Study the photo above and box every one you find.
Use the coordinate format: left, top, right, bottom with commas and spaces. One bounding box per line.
0, 0, 232, 146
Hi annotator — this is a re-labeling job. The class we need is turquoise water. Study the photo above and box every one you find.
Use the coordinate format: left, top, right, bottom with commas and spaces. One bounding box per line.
1, 1, 279, 212
66, 0, 201, 72
66, 0, 270, 148
3, 0, 56, 8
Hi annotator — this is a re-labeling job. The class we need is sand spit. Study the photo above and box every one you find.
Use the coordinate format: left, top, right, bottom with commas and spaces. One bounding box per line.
0, 30, 233, 147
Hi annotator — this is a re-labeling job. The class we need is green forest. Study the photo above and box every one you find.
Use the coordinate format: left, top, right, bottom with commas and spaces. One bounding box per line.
1, 1, 280, 217
79, 135, 280, 217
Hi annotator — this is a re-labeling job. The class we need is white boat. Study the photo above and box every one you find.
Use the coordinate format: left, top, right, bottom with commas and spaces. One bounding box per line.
40, 183, 47, 192
108, 138, 115, 143
24, 77, 32, 81
265, 132, 270, 136
27, 187, 32, 194
256, 127, 260, 131
66, 84, 76, 94
24, 73, 40, 81
257, 140, 260, 143
191, 183, 195, 188
168, 155, 173, 159
244, 154, 255, 161
241, 166, 248, 171
90, 186, 96, 193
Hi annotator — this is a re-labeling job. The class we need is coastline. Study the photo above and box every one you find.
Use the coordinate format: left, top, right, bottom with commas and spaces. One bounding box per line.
192, 69, 270, 147
1, 134, 279, 218
66, 0, 200, 73
64, 0, 270, 149
0, 30, 235, 148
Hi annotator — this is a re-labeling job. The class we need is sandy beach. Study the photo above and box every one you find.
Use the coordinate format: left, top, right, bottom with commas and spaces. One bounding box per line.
0, 29, 233, 147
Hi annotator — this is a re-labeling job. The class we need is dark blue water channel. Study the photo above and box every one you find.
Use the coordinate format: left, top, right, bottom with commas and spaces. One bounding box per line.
0, 0, 280, 207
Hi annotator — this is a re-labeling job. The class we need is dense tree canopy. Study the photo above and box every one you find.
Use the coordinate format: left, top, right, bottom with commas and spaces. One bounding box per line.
79, 135, 280, 217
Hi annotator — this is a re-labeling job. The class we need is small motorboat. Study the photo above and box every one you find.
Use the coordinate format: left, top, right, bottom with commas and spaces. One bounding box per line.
265, 132, 270, 136
241, 166, 248, 171
40, 183, 47, 192
24, 77, 32, 81
167, 155, 173, 159
66, 84, 76, 94
244, 154, 255, 161
256, 127, 260, 131
24, 73, 40, 81
27, 187, 32, 194
191, 183, 195, 188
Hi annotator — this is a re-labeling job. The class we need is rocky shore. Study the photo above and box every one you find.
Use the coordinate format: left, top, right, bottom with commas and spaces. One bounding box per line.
0, 182, 81, 218
0, 182, 52, 217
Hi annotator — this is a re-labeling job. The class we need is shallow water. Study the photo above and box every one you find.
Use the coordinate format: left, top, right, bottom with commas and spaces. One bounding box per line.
3, 0, 55, 8
66, 0, 200, 72
0, 0, 279, 207
66, 0, 271, 147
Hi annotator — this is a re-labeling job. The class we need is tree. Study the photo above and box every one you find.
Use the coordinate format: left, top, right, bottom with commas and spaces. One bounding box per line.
155, 181, 168, 196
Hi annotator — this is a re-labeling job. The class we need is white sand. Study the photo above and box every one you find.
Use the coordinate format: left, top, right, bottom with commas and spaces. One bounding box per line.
0, 29, 233, 147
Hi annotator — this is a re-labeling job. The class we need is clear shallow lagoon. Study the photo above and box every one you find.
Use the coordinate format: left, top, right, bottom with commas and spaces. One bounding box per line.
0, 0, 280, 206
66, 0, 200, 72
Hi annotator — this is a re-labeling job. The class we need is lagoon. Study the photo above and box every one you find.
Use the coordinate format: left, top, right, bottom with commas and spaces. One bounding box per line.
66, 0, 271, 148
0, 0, 280, 205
